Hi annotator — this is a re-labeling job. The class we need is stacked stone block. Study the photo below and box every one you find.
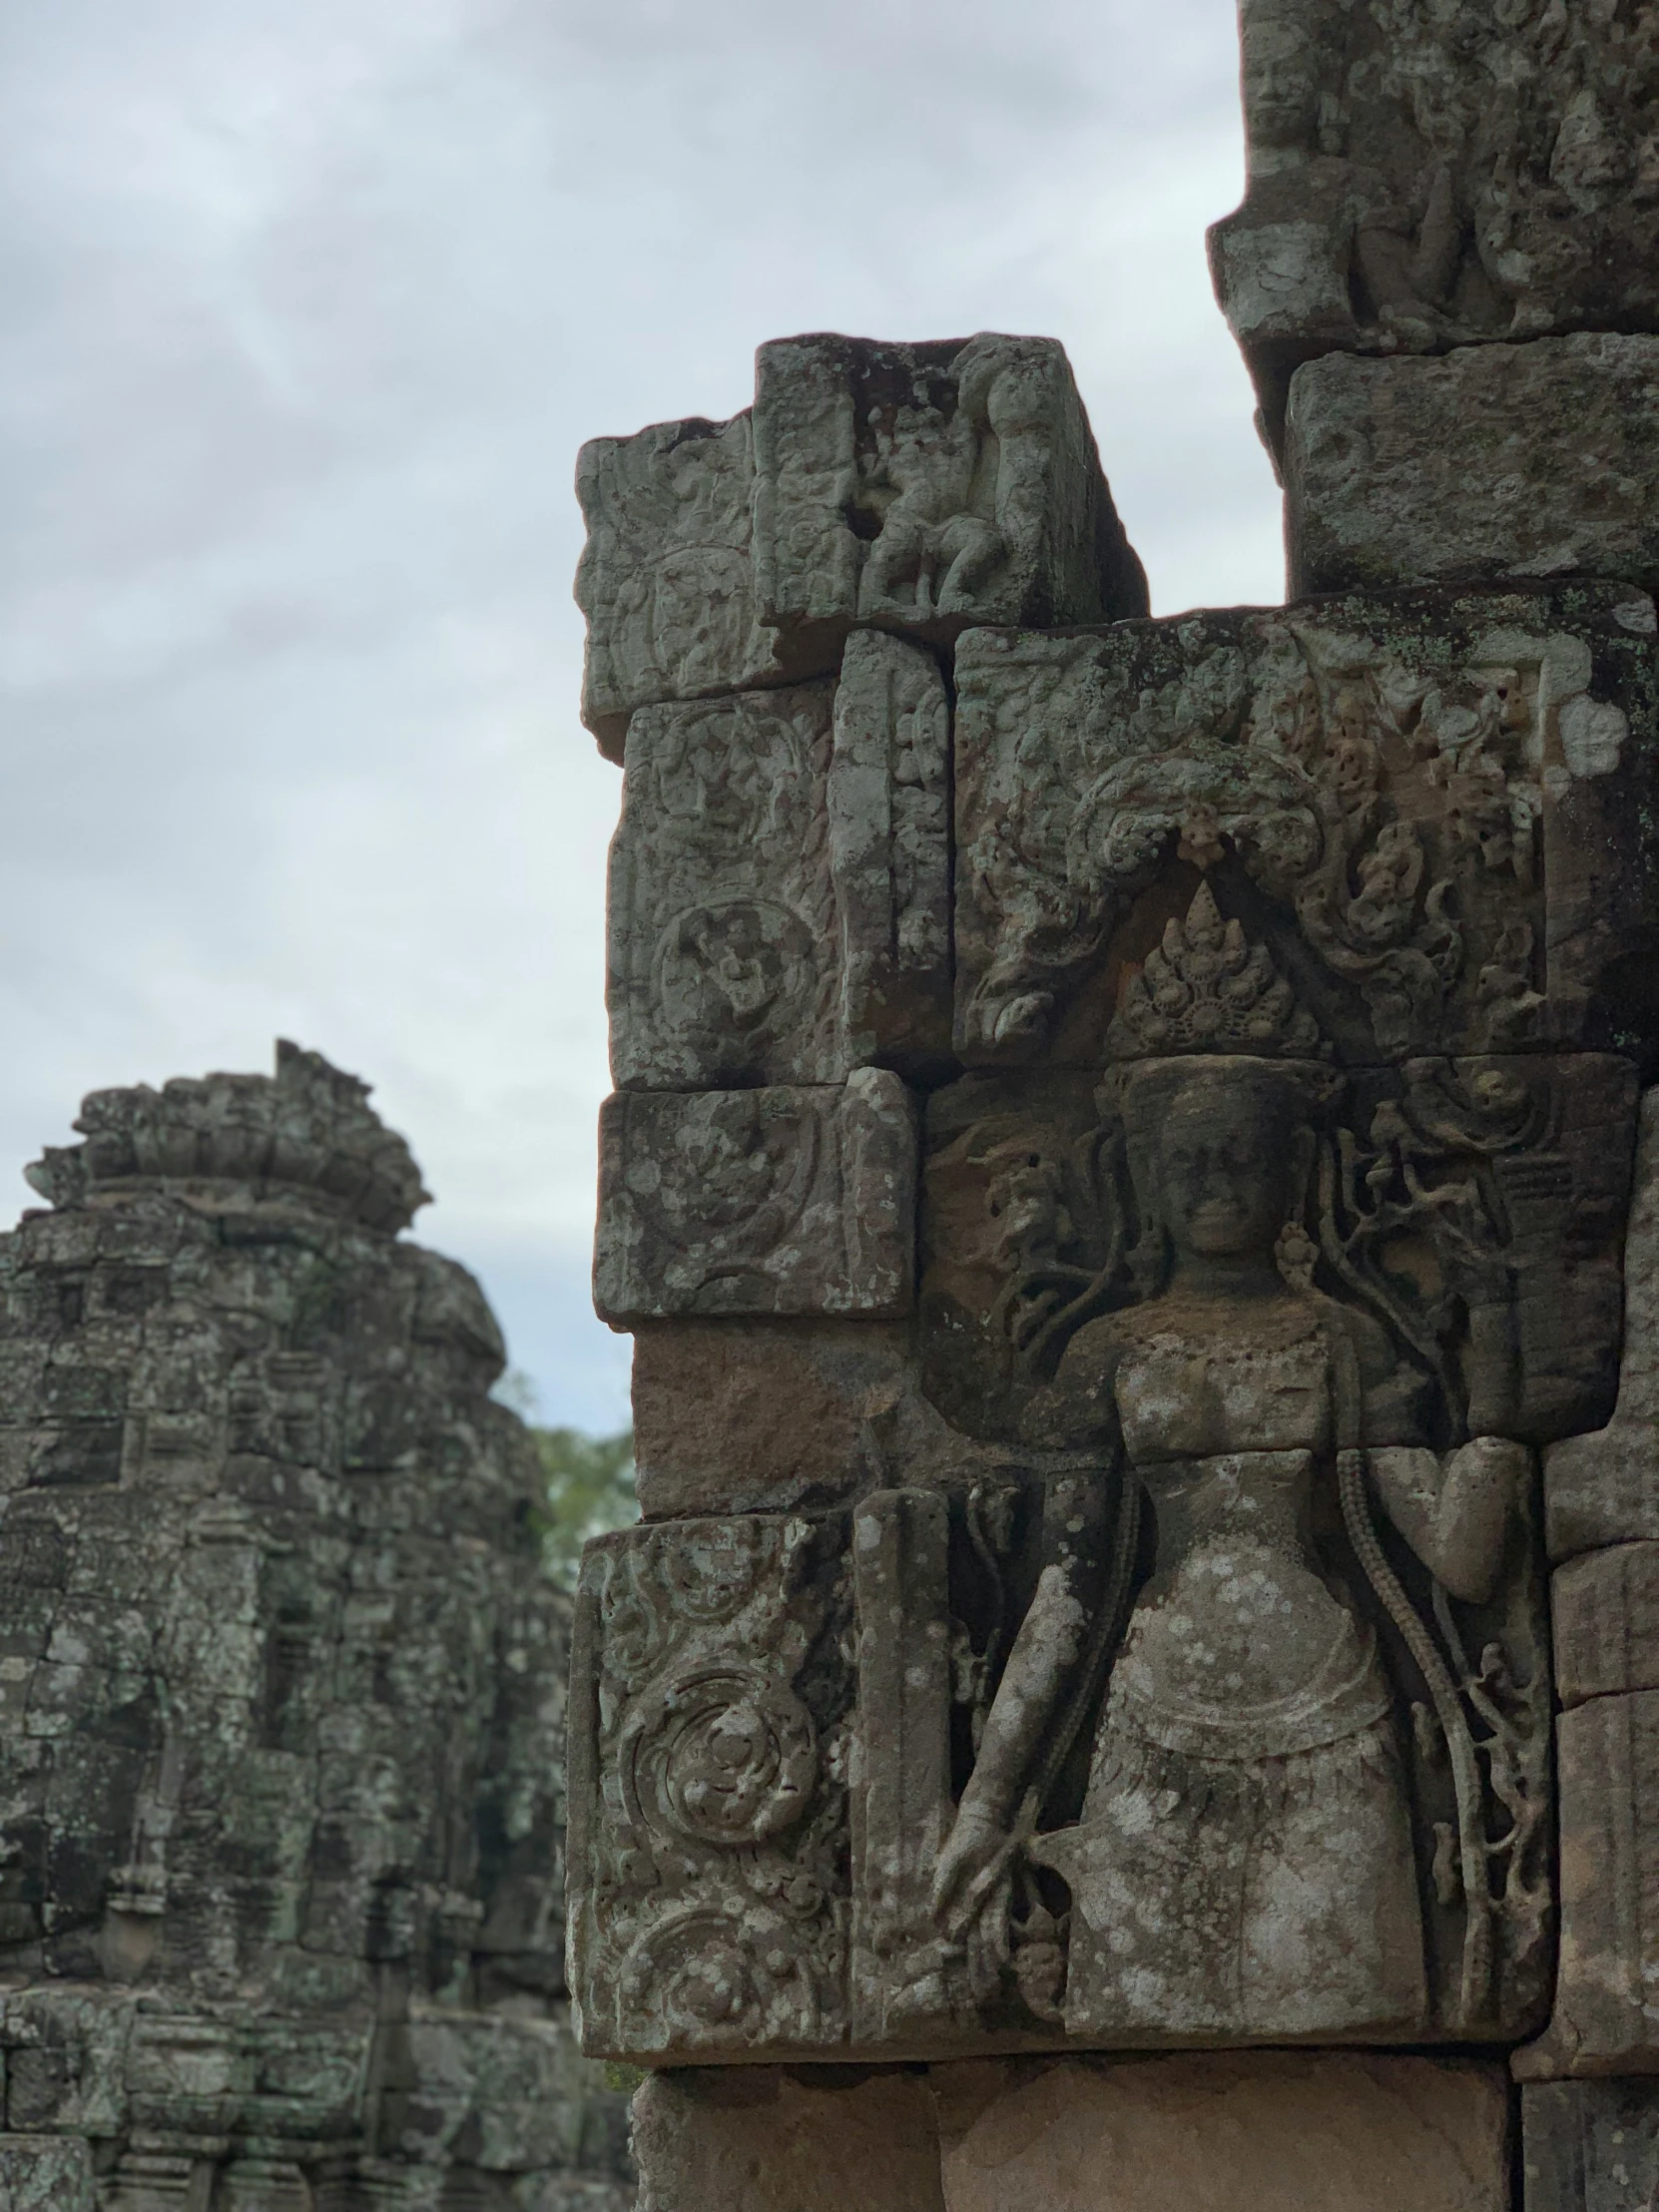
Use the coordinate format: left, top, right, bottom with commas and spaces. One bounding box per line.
574, 281, 1659, 2199
1203, 8, 1659, 2192
0, 1044, 630, 2209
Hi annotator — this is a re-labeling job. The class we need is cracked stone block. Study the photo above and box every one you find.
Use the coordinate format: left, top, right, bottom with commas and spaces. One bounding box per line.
1523, 2080, 1659, 2211
1286, 338, 1659, 600
1209, 0, 1659, 452
593, 1074, 918, 1323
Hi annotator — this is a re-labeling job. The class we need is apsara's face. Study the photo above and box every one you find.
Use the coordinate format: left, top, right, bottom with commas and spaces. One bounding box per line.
1156, 1074, 1293, 1262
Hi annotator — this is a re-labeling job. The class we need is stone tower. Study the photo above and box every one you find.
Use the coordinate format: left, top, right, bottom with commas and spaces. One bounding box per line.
568, 9, 1659, 2209
0, 1044, 629, 2208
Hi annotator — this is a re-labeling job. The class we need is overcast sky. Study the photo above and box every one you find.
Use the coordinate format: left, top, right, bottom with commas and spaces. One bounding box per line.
0, 0, 1282, 1432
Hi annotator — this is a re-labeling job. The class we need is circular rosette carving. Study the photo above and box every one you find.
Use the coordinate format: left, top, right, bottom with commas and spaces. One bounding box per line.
653, 895, 819, 1069
620, 1665, 819, 1851
619, 1904, 832, 2049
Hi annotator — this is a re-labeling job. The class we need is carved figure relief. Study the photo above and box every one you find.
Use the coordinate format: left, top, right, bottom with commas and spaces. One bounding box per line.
1211, 0, 1659, 443
567, 1516, 853, 2057
753, 333, 1148, 647
910, 889, 1559, 2046
954, 592, 1655, 1071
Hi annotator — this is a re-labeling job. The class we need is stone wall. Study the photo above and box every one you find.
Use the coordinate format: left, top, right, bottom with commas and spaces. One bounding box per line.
568, 9, 1659, 2201
0, 1043, 631, 2209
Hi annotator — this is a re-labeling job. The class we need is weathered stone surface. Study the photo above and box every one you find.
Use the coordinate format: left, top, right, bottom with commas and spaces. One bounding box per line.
0, 2134, 94, 2211
1209, 0, 1659, 451
608, 681, 840, 1088
594, 1074, 918, 1323
1516, 1688, 1659, 2076
830, 630, 952, 1069
953, 589, 1659, 1070
1286, 338, 1659, 600
1549, 1086, 1659, 1560
574, 331, 1146, 761
632, 2066, 945, 2212
1523, 2079, 1659, 2211
567, 1515, 853, 2061
1554, 1543, 1659, 1709
0, 1048, 631, 2206
576, 410, 787, 761
753, 333, 1146, 655
606, 639, 949, 1090
934, 2052, 1510, 2212
923, 1046, 1633, 1451
630, 1321, 940, 1519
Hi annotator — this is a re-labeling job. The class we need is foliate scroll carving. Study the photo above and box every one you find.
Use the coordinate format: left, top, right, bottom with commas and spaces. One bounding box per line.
567, 1515, 852, 2059
753, 333, 1147, 651
594, 1073, 918, 1323
609, 683, 839, 1089
609, 646, 951, 1088
574, 413, 785, 760
1209, 0, 1659, 448
953, 590, 1658, 1068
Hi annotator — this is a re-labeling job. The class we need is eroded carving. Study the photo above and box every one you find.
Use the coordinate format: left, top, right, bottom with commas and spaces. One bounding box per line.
917, 901, 1554, 2045
753, 333, 1148, 647
1210, 0, 1659, 447
568, 1516, 853, 2057
594, 1073, 918, 1321
953, 591, 1658, 1068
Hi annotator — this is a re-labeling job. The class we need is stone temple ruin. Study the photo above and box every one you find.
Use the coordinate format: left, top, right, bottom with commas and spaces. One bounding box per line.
567, 1, 1659, 2206
0, 1044, 631, 2207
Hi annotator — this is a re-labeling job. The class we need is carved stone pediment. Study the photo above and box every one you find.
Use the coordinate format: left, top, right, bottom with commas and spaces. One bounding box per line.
954, 589, 1659, 1068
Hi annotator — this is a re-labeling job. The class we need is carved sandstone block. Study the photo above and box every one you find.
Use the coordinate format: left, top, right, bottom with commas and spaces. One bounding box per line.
1208, 0, 1659, 452
574, 333, 1147, 761
575, 412, 785, 761
953, 592, 1659, 1072
1523, 2080, 1659, 2212
849, 1489, 954, 2044
1516, 1689, 1659, 2077
608, 681, 839, 1088
632, 2066, 944, 2212
934, 2052, 1510, 2212
1286, 339, 1659, 601
566, 1516, 853, 2061
1554, 1544, 1659, 1710
1549, 1087, 1659, 1561
593, 1075, 918, 1323
630, 1320, 991, 1519
607, 643, 949, 1089
753, 333, 1147, 656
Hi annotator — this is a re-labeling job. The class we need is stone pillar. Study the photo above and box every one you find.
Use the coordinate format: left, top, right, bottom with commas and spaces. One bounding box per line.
0, 1045, 631, 2207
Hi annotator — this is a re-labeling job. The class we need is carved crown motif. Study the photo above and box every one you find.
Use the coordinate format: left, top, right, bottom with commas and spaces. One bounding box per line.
1108, 883, 1326, 1060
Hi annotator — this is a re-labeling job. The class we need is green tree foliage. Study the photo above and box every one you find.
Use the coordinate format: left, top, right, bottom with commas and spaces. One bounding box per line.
532, 1423, 638, 1589
494, 1371, 639, 1587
